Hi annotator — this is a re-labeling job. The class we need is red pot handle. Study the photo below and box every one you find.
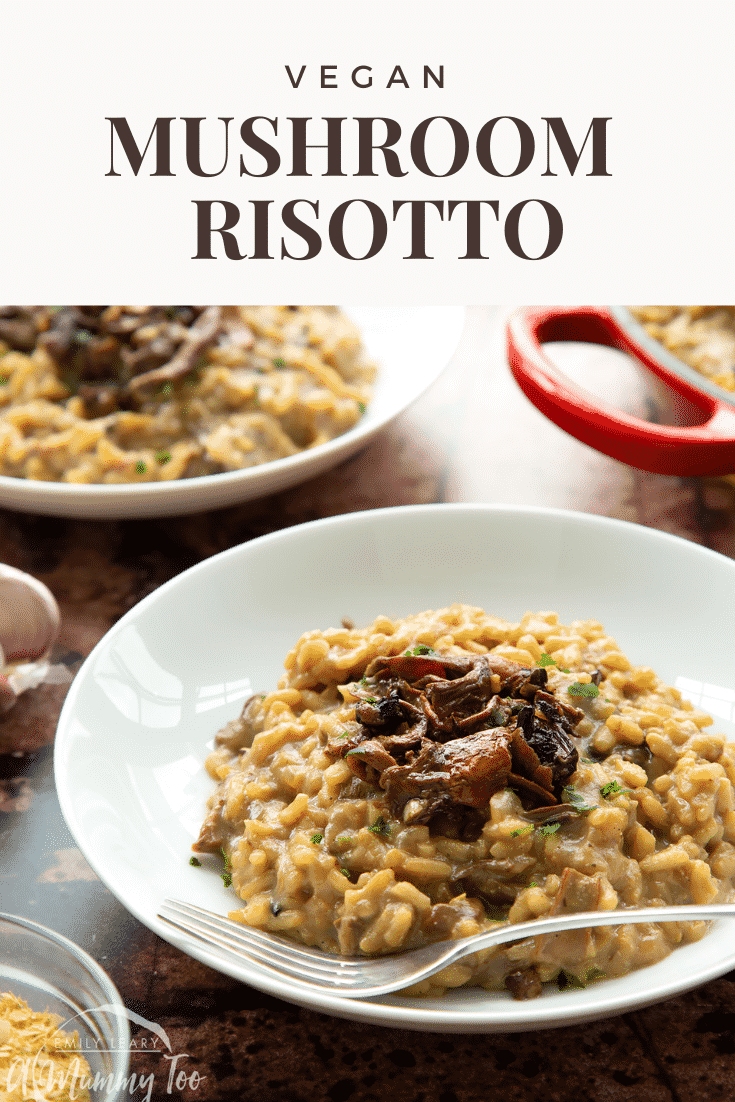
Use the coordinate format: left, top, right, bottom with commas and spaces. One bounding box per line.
506, 306, 735, 476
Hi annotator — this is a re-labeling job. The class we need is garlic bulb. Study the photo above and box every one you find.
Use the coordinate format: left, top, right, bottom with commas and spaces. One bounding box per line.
0, 565, 61, 712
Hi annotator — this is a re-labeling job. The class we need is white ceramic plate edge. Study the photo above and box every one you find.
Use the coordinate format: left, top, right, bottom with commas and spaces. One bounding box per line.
54, 504, 735, 1031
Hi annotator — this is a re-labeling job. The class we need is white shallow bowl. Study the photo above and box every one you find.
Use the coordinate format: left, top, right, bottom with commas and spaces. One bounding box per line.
54, 504, 735, 1033
0, 307, 464, 519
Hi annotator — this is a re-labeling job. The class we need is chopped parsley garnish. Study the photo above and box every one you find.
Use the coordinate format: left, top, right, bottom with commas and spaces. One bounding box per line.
537, 653, 569, 672
310, 833, 323, 845
556, 968, 586, 991
404, 645, 435, 656
0, 374, 9, 385
345, 747, 368, 757
335, 835, 353, 847
221, 871, 233, 888
155, 450, 172, 464
336, 730, 352, 739
189, 856, 201, 866
221, 847, 232, 869
273, 356, 286, 368
368, 816, 390, 836
512, 820, 566, 839
599, 780, 631, 798
557, 966, 607, 991
339, 868, 351, 879
568, 682, 600, 699
135, 460, 147, 474
364, 697, 377, 704
357, 401, 366, 414
160, 382, 173, 396
562, 785, 596, 812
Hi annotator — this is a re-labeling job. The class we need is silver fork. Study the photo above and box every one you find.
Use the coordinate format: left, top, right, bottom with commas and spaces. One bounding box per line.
158, 898, 735, 998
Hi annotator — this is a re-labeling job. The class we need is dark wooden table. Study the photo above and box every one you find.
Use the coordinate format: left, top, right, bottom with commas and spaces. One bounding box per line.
2, 307, 735, 1102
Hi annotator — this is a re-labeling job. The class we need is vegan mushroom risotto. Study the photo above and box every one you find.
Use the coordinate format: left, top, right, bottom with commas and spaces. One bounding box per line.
631, 306, 735, 394
0, 306, 375, 483
195, 605, 735, 998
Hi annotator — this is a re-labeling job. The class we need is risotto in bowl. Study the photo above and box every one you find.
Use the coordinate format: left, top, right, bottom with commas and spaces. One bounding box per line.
0, 306, 464, 518
53, 505, 735, 1031
196, 603, 735, 999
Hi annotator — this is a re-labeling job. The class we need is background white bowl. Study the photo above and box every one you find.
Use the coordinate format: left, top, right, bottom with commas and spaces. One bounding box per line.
54, 504, 735, 1032
0, 307, 464, 519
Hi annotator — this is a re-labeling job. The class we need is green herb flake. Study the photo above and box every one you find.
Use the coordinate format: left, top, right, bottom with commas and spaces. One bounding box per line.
599, 780, 631, 799
135, 460, 147, 474
155, 449, 172, 465
357, 401, 366, 414
273, 356, 286, 368
538, 822, 562, 837
364, 697, 377, 704
585, 967, 607, 983
0, 373, 9, 385
511, 825, 534, 837
360, 677, 368, 686
557, 968, 586, 991
335, 835, 353, 847
340, 868, 351, 879
336, 730, 352, 739
221, 871, 233, 888
568, 682, 600, 699
539, 653, 569, 671
310, 833, 323, 845
562, 785, 596, 813
368, 816, 390, 836
221, 846, 232, 870
483, 904, 509, 921
189, 856, 201, 866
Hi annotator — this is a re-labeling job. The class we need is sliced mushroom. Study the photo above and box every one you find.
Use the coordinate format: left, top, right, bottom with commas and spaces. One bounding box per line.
126, 306, 223, 393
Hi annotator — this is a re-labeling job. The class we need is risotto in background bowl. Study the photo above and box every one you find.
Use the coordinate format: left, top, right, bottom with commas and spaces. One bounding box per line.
54, 504, 735, 1032
0, 306, 464, 519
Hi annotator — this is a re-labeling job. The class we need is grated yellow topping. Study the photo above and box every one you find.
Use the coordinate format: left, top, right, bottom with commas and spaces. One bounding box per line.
0, 993, 91, 1101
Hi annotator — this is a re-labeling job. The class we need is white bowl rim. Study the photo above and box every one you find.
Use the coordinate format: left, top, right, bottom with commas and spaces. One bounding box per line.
53, 502, 735, 1032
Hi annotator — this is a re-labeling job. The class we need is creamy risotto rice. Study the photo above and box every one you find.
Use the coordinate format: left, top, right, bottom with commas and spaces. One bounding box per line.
0, 306, 374, 483
196, 605, 735, 998
631, 306, 735, 394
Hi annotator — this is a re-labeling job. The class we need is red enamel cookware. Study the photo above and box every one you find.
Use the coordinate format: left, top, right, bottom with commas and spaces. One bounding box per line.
506, 306, 735, 476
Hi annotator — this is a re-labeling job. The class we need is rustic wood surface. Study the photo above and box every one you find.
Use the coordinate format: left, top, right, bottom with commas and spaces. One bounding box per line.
2, 306, 735, 1102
